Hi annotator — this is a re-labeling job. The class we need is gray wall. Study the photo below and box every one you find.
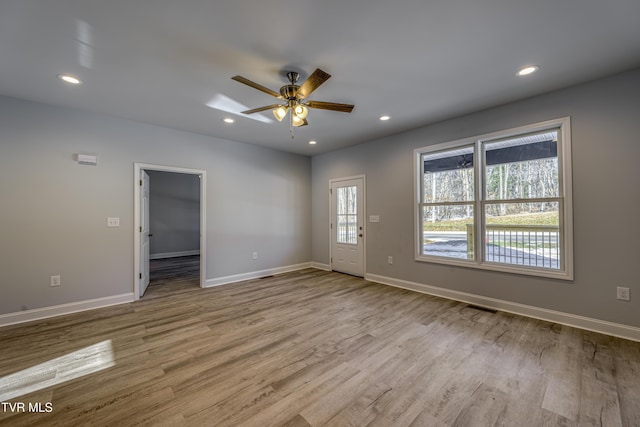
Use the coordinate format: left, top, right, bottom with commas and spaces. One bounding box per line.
146, 170, 200, 257
0, 96, 311, 315
2, 69, 638, 329
312, 68, 640, 328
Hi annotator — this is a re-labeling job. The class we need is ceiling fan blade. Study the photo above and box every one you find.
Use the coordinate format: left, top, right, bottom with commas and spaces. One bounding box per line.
297, 69, 331, 99
305, 100, 354, 113
232, 76, 281, 98
240, 104, 284, 114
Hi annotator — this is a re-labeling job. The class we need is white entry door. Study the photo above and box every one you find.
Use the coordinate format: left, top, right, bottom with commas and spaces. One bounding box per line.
140, 170, 151, 296
331, 177, 364, 277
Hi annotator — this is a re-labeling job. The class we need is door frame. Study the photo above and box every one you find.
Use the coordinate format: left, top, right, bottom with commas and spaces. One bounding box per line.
133, 162, 207, 300
140, 170, 151, 296
329, 175, 366, 276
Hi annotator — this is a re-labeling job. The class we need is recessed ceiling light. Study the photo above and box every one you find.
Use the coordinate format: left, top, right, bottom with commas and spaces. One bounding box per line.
516, 65, 539, 76
223, 117, 235, 124
379, 115, 391, 121
309, 140, 317, 145
57, 74, 82, 85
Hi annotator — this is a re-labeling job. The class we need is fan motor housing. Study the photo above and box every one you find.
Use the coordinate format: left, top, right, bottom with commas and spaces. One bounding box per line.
280, 85, 299, 100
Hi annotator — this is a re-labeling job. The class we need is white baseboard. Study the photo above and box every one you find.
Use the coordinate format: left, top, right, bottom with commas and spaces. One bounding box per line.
8, 268, 634, 343
1, 263, 316, 328
365, 273, 640, 343
0, 293, 134, 328
205, 262, 315, 288
150, 250, 200, 260
310, 262, 330, 271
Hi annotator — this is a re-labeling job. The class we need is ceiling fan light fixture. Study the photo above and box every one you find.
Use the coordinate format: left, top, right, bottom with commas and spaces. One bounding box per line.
273, 106, 287, 122
232, 68, 354, 137
294, 104, 308, 119
292, 114, 305, 127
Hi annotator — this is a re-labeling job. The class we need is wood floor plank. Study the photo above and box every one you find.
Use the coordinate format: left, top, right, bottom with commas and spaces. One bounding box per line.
578, 373, 623, 427
1, 261, 639, 426
540, 344, 583, 421
613, 358, 640, 427
452, 384, 508, 426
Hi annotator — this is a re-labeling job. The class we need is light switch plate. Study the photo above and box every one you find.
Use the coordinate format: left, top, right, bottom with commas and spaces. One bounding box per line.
107, 217, 120, 227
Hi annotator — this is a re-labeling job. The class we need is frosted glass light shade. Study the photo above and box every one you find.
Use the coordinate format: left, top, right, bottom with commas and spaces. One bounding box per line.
293, 105, 308, 119
292, 116, 308, 127
273, 107, 287, 122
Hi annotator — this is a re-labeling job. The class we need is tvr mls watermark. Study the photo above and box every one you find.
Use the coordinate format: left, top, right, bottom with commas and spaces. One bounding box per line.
1, 402, 53, 413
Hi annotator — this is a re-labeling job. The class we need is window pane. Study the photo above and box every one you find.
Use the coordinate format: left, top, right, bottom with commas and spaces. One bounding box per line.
422, 146, 475, 203
337, 186, 357, 244
484, 202, 560, 269
484, 131, 558, 200
422, 205, 474, 259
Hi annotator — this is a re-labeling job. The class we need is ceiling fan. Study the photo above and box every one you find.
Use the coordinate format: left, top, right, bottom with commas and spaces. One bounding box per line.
232, 68, 354, 138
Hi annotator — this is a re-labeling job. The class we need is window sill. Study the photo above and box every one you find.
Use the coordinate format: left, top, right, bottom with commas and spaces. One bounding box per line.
414, 254, 573, 281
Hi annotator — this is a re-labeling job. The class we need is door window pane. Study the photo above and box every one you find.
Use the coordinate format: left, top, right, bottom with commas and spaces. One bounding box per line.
337, 186, 357, 244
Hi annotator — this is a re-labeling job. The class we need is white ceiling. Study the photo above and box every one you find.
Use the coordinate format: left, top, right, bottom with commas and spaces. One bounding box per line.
1, 0, 639, 155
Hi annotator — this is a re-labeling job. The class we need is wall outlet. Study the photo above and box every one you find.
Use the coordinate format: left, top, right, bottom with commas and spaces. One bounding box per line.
388, 256, 393, 264
252, 252, 258, 260
617, 286, 630, 301
50, 275, 61, 287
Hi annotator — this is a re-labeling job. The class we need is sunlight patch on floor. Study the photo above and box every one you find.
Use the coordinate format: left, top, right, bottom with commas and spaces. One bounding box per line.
0, 340, 115, 401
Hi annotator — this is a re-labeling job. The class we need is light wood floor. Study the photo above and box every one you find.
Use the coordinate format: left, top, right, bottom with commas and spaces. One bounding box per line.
1, 266, 639, 426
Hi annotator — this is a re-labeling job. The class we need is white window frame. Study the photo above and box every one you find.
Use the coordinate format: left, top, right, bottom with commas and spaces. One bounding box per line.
414, 117, 573, 280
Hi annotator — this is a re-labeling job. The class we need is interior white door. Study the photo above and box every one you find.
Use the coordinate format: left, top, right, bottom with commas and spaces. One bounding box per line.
331, 177, 364, 277
140, 170, 151, 296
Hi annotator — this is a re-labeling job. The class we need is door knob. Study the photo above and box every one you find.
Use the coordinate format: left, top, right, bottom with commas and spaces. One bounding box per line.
359, 233, 363, 237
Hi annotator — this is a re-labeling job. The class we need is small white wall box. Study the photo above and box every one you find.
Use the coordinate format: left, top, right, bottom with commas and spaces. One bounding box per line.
76, 153, 98, 165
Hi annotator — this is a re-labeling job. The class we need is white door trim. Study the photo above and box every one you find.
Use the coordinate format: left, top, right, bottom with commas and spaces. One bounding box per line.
329, 175, 366, 276
140, 170, 151, 296
133, 163, 207, 300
